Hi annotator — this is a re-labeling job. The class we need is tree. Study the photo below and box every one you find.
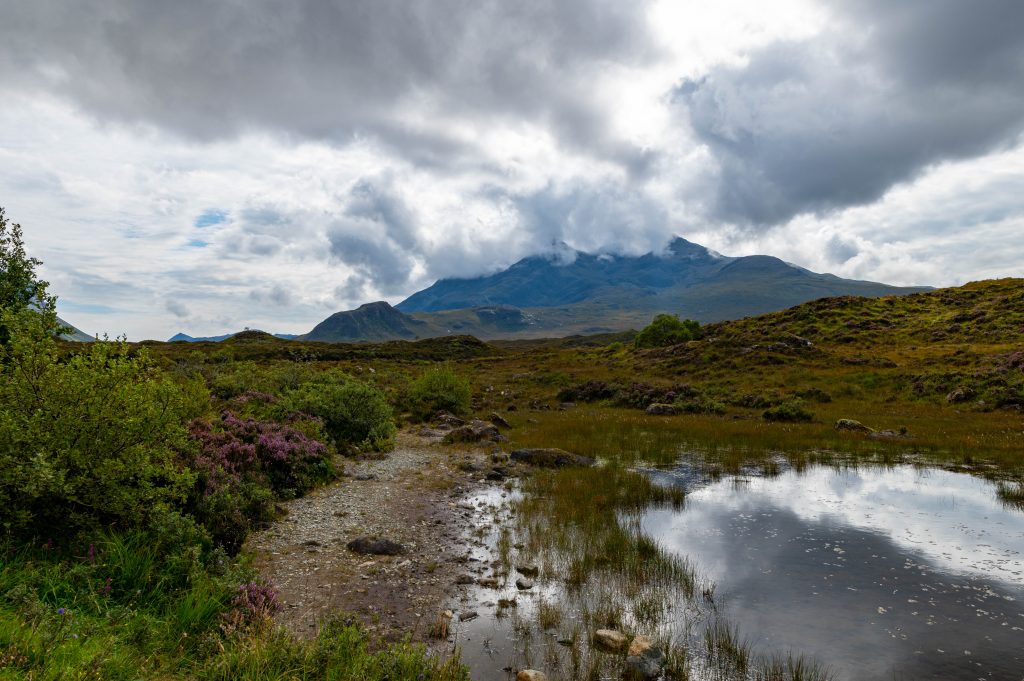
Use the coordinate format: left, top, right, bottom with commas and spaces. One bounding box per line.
634, 314, 702, 349
0, 207, 58, 343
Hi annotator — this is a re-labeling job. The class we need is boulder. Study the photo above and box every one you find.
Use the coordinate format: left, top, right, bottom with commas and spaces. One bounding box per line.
489, 412, 512, 429
834, 419, 873, 433
946, 387, 975, 404
515, 577, 534, 590
517, 671, 548, 681
624, 646, 666, 679
516, 564, 540, 578
434, 412, 467, 429
593, 628, 628, 652
628, 635, 655, 657
346, 537, 405, 556
510, 448, 596, 468
443, 420, 501, 444
645, 403, 677, 416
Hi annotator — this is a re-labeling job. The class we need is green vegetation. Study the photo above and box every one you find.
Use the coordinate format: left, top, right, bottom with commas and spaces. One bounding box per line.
281, 370, 397, 451
634, 313, 701, 348
407, 364, 472, 420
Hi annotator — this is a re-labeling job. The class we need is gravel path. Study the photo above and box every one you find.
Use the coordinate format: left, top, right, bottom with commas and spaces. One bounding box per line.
247, 429, 503, 642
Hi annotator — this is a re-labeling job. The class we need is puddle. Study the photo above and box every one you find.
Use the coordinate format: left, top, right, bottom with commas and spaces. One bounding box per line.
644, 465, 1024, 680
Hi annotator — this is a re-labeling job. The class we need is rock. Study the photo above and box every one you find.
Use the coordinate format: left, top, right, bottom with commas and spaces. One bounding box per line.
509, 448, 596, 468
497, 597, 517, 607
515, 577, 534, 590
517, 671, 548, 681
516, 564, 540, 578
593, 628, 628, 652
434, 412, 467, 429
645, 403, 677, 416
455, 573, 475, 585
624, 646, 666, 679
628, 635, 655, 657
486, 468, 507, 481
459, 610, 479, 622
558, 402, 576, 411
443, 420, 501, 444
489, 412, 512, 429
417, 427, 446, 438
478, 577, 500, 588
346, 537, 405, 556
834, 419, 873, 433
946, 387, 975, 404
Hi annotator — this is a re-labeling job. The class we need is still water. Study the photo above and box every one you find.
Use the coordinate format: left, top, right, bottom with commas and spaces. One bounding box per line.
643, 464, 1024, 680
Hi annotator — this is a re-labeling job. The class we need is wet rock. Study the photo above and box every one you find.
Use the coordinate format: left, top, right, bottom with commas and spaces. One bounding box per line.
459, 610, 479, 622
454, 573, 475, 585
510, 448, 596, 468
645, 403, 677, 416
489, 412, 512, 429
517, 671, 548, 681
593, 628, 628, 652
628, 635, 655, 656
624, 646, 666, 679
834, 419, 873, 433
346, 537, 406, 556
498, 597, 517, 607
486, 468, 507, 481
443, 420, 501, 444
515, 577, 534, 590
516, 564, 540, 578
478, 577, 501, 588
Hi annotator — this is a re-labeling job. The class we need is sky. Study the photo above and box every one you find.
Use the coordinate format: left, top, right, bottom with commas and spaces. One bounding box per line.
1, 0, 1023, 340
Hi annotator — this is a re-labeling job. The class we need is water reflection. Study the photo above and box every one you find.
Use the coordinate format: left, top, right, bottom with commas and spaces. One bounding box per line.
644, 465, 1024, 680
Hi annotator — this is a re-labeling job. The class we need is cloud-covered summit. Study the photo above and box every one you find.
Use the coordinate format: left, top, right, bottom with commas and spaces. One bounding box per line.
0, 0, 1022, 339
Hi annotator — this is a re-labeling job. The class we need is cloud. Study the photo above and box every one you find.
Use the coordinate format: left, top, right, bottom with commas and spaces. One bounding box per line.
0, 0, 656, 169
678, 0, 1024, 225
165, 299, 190, 318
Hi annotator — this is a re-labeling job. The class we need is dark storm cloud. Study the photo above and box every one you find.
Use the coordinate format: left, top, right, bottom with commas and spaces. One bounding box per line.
0, 0, 655, 165
679, 0, 1024, 226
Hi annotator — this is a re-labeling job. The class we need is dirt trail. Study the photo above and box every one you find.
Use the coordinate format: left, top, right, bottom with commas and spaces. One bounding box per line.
247, 429, 502, 642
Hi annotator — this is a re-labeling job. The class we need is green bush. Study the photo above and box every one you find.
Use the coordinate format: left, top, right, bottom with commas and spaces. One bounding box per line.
635, 314, 702, 349
675, 395, 727, 415
762, 398, 814, 422
0, 307, 209, 539
282, 372, 396, 451
407, 364, 472, 421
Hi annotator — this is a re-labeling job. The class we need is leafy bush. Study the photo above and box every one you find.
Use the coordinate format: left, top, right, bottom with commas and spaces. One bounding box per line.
407, 364, 472, 421
282, 373, 396, 451
675, 396, 727, 415
0, 308, 207, 539
762, 399, 814, 422
635, 314, 702, 349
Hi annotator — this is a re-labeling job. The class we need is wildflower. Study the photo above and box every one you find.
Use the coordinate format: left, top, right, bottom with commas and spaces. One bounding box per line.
57, 607, 66, 615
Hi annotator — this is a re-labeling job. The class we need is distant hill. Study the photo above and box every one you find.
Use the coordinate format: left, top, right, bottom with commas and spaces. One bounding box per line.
303, 237, 930, 343
58, 316, 94, 342
169, 331, 299, 343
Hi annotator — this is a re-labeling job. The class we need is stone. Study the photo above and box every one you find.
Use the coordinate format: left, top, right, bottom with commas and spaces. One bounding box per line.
459, 610, 479, 622
346, 537, 406, 556
628, 635, 655, 657
489, 412, 512, 429
515, 577, 534, 590
497, 597, 517, 607
478, 577, 500, 588
645, 403, 677, 416
509, 448, 596, 468
834, 419, 873, 433
443, 420, 501, 444
516, 671, 548, 681
946, 387, 975, 404
624, 646, 666, 679
516, 564, 540, 578
593, 628, 628, 652
454, 573, 475, 585
434, 412, 467, 429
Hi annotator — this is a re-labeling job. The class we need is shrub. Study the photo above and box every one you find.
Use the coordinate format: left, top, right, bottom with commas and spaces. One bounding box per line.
675, 396, 727, 415
407, 364, 472, 421
282, 373, 396, 451
635, 314, 702, 349
0, 308, 207, 539
762, 399, 814, 422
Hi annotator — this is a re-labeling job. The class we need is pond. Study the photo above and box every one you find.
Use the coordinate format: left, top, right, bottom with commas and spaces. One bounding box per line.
643, 464, 1024, 680
450, 451, 1024, 680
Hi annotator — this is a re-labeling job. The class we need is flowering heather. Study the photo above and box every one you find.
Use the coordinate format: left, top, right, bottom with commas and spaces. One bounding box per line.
230, 390, 278, 405
186, 411, 328, 496
220, 580, 281, 635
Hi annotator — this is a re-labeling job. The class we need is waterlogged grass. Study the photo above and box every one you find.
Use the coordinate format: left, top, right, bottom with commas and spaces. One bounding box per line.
509, 406, 1024, 477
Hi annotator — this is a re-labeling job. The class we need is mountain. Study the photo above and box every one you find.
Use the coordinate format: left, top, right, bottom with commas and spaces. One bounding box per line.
169, 331, 299, 343
58, 316, 94, 342
304, 237, 931, 343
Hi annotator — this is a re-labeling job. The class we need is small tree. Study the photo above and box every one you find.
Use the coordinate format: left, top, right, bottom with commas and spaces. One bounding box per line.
635, 314, 702, 349
0, 207, 59, 343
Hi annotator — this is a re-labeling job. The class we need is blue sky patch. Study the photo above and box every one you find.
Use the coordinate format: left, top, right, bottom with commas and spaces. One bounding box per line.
188, 239, 210, 248
194, 209, 227, 228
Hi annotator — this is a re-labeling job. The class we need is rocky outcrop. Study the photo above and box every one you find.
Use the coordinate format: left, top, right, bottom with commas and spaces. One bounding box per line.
645, 403, 677, 416
834, 419, 873, 433
443, 419, 501, 444
509, 448, 596, 468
